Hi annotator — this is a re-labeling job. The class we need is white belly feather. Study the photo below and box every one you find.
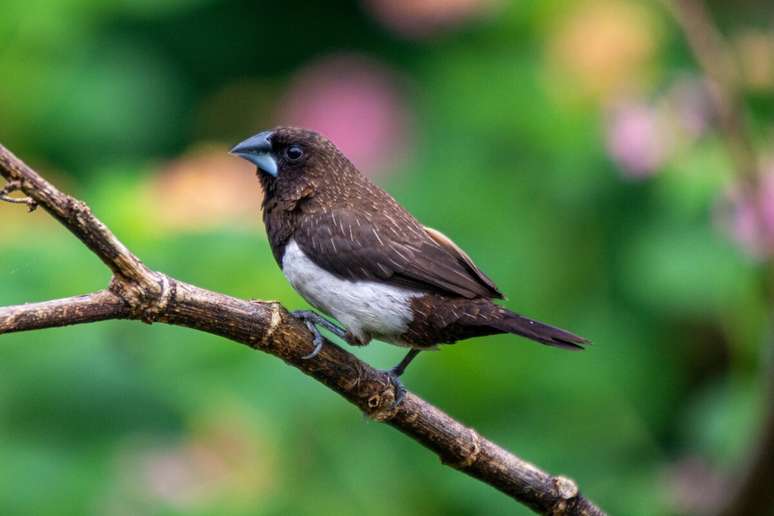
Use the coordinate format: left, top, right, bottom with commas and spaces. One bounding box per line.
281, 239, 420, 344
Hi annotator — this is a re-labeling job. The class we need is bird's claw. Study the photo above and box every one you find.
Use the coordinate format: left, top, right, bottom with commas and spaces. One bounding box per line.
378, 349, 420, 408
291, 310, 347, 360
384, 368, 407, 407
300, 320, 324, 359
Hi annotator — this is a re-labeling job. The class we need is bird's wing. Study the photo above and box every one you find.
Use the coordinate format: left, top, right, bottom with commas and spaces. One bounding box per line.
421, 226, 503, 298
294, 209, 503, 299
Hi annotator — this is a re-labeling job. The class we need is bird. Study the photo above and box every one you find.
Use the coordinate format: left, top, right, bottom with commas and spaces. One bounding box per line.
230, 127, 589, 403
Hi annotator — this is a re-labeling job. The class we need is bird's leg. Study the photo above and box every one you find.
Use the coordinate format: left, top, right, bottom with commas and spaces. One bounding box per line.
383, 349, 421, 406
390, 348, 421, 377
290, 310, 348, 359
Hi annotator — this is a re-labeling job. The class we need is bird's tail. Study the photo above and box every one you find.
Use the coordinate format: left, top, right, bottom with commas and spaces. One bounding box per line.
488, 308, 589, 350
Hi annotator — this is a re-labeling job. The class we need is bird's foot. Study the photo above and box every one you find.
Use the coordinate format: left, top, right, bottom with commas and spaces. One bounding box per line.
379, 349, 420, 408
290, 310, 347, 359
382, 367, 408, 407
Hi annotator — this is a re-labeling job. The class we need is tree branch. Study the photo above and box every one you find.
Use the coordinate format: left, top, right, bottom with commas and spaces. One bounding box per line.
0, 145, 160, 295
0, 290, 129, 333
0, 143, 604, 516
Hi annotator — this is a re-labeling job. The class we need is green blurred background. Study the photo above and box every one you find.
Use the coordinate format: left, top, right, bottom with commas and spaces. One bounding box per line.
2, 1, 773, 514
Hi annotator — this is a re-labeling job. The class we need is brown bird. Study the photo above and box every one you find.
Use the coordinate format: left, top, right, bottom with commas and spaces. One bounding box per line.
231, 127, 589, 402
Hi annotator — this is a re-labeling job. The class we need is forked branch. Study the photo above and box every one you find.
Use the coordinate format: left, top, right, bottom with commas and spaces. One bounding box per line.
0, 144, 604, 516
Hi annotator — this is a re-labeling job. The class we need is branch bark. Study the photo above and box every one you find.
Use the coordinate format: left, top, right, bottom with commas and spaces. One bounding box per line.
0, 143, 604, 516
0, 290, 129, 333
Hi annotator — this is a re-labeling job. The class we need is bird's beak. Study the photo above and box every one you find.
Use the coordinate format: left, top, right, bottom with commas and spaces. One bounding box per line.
229, 131, 278, 177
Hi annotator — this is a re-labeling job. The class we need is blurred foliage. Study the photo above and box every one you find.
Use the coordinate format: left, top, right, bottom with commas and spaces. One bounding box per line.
1, 0, 773, 515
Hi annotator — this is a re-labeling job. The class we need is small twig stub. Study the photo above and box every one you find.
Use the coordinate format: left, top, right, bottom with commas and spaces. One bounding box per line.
0, 179, 37, 211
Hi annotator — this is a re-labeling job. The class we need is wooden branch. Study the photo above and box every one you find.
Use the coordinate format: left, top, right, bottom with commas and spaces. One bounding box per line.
0, 290, 129, 333
0, 143, 604, 516
0, 146, 160, 295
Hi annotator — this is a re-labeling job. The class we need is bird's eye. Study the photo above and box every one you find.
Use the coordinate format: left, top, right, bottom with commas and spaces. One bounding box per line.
285, 145, 304, 161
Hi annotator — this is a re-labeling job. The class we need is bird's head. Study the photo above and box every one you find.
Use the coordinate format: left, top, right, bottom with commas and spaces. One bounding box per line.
230, 127, 343, 183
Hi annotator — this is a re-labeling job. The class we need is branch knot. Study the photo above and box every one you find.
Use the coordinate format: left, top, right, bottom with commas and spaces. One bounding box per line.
259, 302, 283, 347
362, 375, 403, 421
441, 427, 482, 469
109, 273, 174, 323
549, 476, 581, 515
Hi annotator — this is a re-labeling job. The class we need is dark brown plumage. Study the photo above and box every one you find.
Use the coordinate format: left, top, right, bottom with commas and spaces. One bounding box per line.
260, 129, 501, 298
231, 127, 588, 396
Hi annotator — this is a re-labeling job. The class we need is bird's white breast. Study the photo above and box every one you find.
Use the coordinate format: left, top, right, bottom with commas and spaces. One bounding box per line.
281, 239, 420, 344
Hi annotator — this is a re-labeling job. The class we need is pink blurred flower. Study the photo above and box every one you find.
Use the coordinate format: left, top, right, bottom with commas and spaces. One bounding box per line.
362, 0, 497, 39
720, 160, 774, 258
605, 100, 669, 179
604, 77, 715, 181
276, 55, 412, 177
